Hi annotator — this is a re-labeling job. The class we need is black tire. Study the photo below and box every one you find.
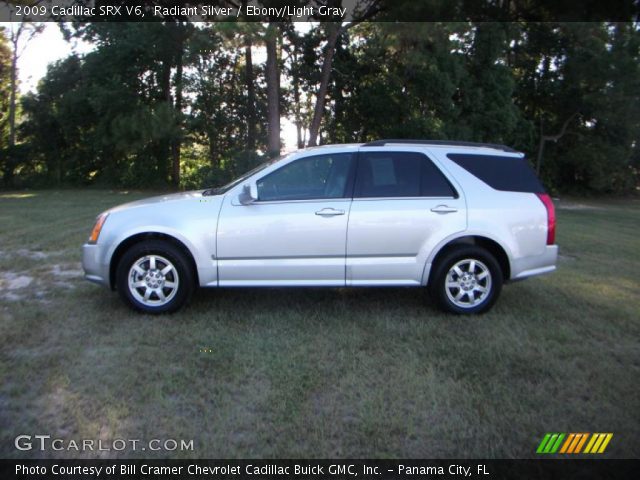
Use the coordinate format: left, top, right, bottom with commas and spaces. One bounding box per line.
115, 240, 195, 314
429, 245, 503, 315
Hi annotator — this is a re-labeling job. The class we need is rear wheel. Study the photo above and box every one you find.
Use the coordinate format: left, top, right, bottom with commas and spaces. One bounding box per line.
116, 240, 194, 314
430, 246, 503, 314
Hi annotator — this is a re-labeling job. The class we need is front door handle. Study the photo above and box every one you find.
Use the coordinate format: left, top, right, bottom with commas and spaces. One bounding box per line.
430, 205, 458, 214
315, 208, 345, 217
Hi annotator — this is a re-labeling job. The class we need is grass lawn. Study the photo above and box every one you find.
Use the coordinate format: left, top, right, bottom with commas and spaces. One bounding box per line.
0, 190, 638, 459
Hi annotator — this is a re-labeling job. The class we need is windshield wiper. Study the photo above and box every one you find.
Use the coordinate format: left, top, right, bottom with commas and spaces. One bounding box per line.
202, 187, 220, 196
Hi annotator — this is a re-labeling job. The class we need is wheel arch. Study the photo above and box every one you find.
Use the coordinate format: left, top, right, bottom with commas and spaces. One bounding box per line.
109, 232, 199, 290
426, 235, 511, 285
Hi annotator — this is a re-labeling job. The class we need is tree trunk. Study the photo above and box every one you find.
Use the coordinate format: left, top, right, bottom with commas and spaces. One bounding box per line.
536, 125, 546, 175
536, 113, 578, 175
329, 39, 346, 144
9, 48, 17, 149
290, 39, 304, 149
265, 24, 280, 157
305, 1, 382, 146
4, 21, 42, 186
209, 129, 218, 168
294, 83, 303, 149
4, 34, 19, 186
157, 47, 172, 183
245, 38, 257, 152
171, 25, 184, 189
307, 23, 341, 147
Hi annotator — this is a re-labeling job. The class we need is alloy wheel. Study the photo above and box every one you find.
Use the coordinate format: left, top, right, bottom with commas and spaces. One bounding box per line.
127, 254, 180, 307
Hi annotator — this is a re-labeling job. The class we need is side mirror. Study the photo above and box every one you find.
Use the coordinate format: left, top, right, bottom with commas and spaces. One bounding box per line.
238, 183, 258, 205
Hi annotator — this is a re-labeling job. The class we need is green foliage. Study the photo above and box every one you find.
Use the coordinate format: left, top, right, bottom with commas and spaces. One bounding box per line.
328, 23, 525, 145
6, 21, 640, 194
512, 23, 640, 193
185, 25, 268, 170
180, 148, 265, 191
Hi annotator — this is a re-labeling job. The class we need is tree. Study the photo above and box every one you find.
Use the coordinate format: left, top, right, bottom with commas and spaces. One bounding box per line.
306, 22, 341, 146
0, 28, 12, 151
513, 22, 640, 193
265, 22, 281, 157
3, 18, 43, 185
535, 113, 579, 175
282, 23, 313, 148
168, 21, 194, 188
20, 55, 91, 185
244, 28, 258, 152
306, 0, 382, 146
10, 15, 640, 195
329, 22, 466, 142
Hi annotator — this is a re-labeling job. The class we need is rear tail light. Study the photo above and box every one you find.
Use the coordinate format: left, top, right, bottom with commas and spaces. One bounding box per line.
536, 193, 555, 245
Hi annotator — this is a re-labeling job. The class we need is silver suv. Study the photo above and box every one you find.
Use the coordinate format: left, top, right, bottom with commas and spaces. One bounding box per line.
82, 140, 557, 314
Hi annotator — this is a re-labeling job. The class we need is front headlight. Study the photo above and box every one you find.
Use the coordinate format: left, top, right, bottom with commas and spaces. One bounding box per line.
88, 212, 109, 244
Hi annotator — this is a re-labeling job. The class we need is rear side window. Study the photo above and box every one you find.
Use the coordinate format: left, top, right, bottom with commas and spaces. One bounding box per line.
447, 154, 545, 193
356, 152, 456, 198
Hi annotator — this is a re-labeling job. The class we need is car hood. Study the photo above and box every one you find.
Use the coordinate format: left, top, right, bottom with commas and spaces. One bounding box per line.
108, 190, 214, 213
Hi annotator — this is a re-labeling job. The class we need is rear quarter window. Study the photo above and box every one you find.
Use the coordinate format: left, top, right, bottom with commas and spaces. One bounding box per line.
446, 154, 545, 193
356, 152, 457, 198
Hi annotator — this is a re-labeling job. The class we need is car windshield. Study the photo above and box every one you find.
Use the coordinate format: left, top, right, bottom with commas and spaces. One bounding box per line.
202, 155, 286, 196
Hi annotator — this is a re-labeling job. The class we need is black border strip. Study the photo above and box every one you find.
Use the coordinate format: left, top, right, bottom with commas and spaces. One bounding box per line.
1, 1, 639, 23
2, 459, 639, 480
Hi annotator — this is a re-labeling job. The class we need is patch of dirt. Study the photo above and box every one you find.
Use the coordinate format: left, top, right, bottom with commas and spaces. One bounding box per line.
2, 292, 24, 301
51, 264, 83, 278
0, 272, 33, 290
0, 263, 82, 302
0, 249, 66, 260
0, 272, 34, 302
16, 249, 49, 259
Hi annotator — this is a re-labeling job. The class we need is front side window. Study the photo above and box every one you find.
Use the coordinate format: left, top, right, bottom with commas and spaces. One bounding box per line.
355, 152, 456, 198
257, 153, 353, 201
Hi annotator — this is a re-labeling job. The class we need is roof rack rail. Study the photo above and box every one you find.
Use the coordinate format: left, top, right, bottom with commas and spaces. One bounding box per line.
361, 139, 519, 153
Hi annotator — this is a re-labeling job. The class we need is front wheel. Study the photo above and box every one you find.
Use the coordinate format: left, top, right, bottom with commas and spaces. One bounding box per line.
429, 246, 503, 314
116, 240, 194, 314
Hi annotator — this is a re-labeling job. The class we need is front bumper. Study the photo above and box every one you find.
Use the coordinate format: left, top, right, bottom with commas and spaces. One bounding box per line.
511, 245, 559, 281
82, 243, 111, 288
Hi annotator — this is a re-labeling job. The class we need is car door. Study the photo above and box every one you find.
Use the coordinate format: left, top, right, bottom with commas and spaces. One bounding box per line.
217, 153, 355, 286
346, 149, 466, 285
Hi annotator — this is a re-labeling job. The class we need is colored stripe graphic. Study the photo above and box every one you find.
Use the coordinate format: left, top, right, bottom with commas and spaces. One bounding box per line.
537, 433, 565, 454
584, 433, 599, 453
538, 433, 613, 454
550, 433, 565, 453
543, 434, 558, 453
574, 433, 589, 453
560, 433, 575, 453
536, 434, 552, 453
597, 433, 613, 453
584, 433, 614, 454
565, 433, 587, 454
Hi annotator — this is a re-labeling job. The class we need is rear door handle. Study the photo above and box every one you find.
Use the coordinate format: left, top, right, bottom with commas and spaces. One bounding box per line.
315, 208, 345, 217
430, 205, 458, 214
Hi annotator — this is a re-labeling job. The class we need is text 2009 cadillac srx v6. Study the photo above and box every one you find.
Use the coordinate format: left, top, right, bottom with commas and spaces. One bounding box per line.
82, 140, 557, 315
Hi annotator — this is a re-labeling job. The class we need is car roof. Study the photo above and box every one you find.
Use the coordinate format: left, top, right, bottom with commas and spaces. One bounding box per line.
361, 139, 520, 154
294, 140, 523, 157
